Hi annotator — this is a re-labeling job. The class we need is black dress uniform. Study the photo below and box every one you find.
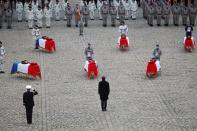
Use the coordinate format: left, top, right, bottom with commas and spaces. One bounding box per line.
98, 76, 110, 111
23, 88, 38, 124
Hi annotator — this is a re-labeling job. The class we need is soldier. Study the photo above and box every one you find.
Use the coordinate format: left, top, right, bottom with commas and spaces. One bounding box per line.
36, 6, 43, 28
54, 0, 61, 21
118, 1, 126, 23
74, 4, 81, 27
0, 0, 4, 29
85, 43, 94, 60
28, 6, 34, 29
23, 85, 38, 124
65, 3, 73, 27
97, 0, 103, 20
130, 0, 138, 20
61, 0, 67, 20
5, 7, 12, 29
188, 4, 197, 26
123, 0, 130, 20
44, 5, 52, 28
16, 0, 23, 22
24, 1, 30, 22
171, 2, 181, 26
89, 0, 96, 20
32, 0, 38, 21
81, 3, 89, 27
114, 0, 120, 19
110, 4, 117, 27
147, 4, 155, 26
142, 0, 148, 19
0, 41, 5, 73
181, 5, 189, 26
163, 2, 171, 26
153, 44, 162, 61
101, 1, 109, 27
79, 17, 84, 35
155, 3, 162, 26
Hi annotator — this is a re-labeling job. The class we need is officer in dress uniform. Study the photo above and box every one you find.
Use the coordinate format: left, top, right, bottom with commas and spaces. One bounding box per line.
118, 1, 126, 23
181, 4, 189, 26
23, 85, 38, 124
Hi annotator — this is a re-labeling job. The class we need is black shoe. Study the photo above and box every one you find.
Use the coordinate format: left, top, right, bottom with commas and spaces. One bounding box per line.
84, 24, 87, 27
0, 71, 5, 73
46, 26, 50, 28
164, 24, 168, 26
76, 25, 78, 27
157, 24, 161, 26
7, 26, 12, 29
35, 47, 39, 49
0, 26, 2, 29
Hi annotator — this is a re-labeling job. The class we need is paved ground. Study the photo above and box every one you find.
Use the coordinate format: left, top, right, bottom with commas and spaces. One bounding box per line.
0, 1, 197, 131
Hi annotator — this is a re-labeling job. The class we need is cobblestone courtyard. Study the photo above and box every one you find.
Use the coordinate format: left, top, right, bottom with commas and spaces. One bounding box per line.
0, 1, 197, 131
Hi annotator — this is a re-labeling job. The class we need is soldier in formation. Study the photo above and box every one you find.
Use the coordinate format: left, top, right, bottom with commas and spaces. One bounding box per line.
110, 4, 117, 27
101, 1, 109, 27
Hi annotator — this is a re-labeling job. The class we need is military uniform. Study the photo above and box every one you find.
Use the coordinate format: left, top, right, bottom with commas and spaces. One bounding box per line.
89, 1, 96, 20
81, 5, 89, 27
188, 4, 197, 26
28, 8, 34, 29
54, 2, 61, 21
79, 18, 84, 35
110, 5, 117, 27
155, 4, 162, 26
0, 3, 4, 29
44, 7, 52, 28
130, 0, 138, 20
147, 5, 155, 26
16, 1, 23, 22
163, 3, 170, 26
65, 5, 73, 27
0, 44, 5, 73
181, 5, 189, 26
5, 8, 12, 29
172, 4, 181, 26
118, 2, 126, 23
101, 2, 109, 27
97, 0, 103, 20
36, 9, 43, 28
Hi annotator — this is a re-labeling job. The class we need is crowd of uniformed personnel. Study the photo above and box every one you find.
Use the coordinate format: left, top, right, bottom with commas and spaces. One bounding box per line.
142, 0, 197, 26
0, 0, 196, 29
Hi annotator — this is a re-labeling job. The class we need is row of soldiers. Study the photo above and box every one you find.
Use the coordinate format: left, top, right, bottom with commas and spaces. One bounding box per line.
142, 0, 197, 26
0, 0, 139, 29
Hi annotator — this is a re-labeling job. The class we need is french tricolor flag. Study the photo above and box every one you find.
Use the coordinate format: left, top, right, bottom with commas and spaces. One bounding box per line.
11, 61, 42, 79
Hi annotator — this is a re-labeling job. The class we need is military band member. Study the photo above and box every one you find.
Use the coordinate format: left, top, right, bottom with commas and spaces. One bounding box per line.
114, 0, 120, 19
24, 1, 30, 22
54, 0, 61, 21
79, 17, 84, 35
28, 6, 34, 29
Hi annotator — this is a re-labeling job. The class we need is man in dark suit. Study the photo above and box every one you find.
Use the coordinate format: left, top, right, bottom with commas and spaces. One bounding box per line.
98, 76, 110, 111
23, 85, 38, 124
